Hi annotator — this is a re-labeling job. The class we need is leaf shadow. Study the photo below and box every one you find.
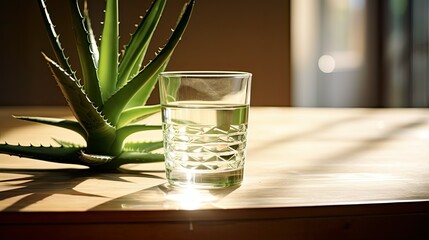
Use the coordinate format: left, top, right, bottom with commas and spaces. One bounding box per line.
0, 167, 164, 212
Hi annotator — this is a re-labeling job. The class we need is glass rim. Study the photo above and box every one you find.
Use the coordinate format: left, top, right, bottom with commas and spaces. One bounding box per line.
159, 71, 252, 78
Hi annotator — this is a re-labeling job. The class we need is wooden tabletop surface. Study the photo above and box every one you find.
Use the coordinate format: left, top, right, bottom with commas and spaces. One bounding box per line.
1, 106, 429, 239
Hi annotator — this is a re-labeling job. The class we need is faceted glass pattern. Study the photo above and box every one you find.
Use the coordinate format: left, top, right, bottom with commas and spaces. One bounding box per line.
164, 123, 247, 172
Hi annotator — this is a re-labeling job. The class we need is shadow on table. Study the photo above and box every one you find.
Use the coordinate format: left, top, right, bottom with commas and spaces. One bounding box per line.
0, 167, 239, 211
0, 168, 164, 212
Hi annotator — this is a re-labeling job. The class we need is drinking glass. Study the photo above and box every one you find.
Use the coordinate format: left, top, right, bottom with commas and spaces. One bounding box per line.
158, 71, 252, 188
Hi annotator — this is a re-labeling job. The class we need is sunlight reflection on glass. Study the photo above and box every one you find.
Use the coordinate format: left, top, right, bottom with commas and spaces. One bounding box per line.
119, 183, 238, 211
164, 187, 218, 210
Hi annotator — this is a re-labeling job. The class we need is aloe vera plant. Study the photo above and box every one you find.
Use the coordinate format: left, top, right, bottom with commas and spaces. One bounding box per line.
0, 0, 195, 170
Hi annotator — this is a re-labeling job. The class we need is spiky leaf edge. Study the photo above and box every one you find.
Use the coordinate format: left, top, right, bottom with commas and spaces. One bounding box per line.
0, 143, 82, 165
13, 116, 87, 140
69, 0, 103, 106
102, 0, 195, 125
117, 104, 161, 127
43, 54, 119, 155
117, 0, 166, 89
98, 0, 119, 101
106, 124, 162, 156
37, 0, 77, 80
0, 143, 163, 169
124, 141, 163, 152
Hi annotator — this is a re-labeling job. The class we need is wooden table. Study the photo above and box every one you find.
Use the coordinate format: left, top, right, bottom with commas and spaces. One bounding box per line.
1, 107, 429, 239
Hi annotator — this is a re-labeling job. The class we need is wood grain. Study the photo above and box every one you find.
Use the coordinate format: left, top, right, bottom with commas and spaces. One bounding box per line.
1, 107, 429, 239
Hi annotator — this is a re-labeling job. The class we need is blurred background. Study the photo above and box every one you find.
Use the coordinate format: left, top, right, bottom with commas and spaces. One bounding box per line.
293, 0, 428, 107
0, 0, 427, 107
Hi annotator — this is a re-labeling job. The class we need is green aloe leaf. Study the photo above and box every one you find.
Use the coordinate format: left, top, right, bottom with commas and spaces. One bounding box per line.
117, 0, 166, 89
80, 151, 114, 166
43, 54, 116, 150
69, 0, 103, 107
14, 116, 87, 139
115, 152, 164, 164
116, 124, 162, 146
129, 50, 145, 81
83, 1, 99, 68
117, 105, 161, 127
102, 0, 195, 125
124, 60, 168, 109
0, 0, 196, 170
98, 0, 119, 101
52, 138, 84, 148
124, 141, 163, 152
0, 143, 82, 165
37, 0, 77, 80
108, 124, 161, 156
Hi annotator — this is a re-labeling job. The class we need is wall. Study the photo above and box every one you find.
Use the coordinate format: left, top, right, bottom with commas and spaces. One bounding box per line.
0, 0, 290, 106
